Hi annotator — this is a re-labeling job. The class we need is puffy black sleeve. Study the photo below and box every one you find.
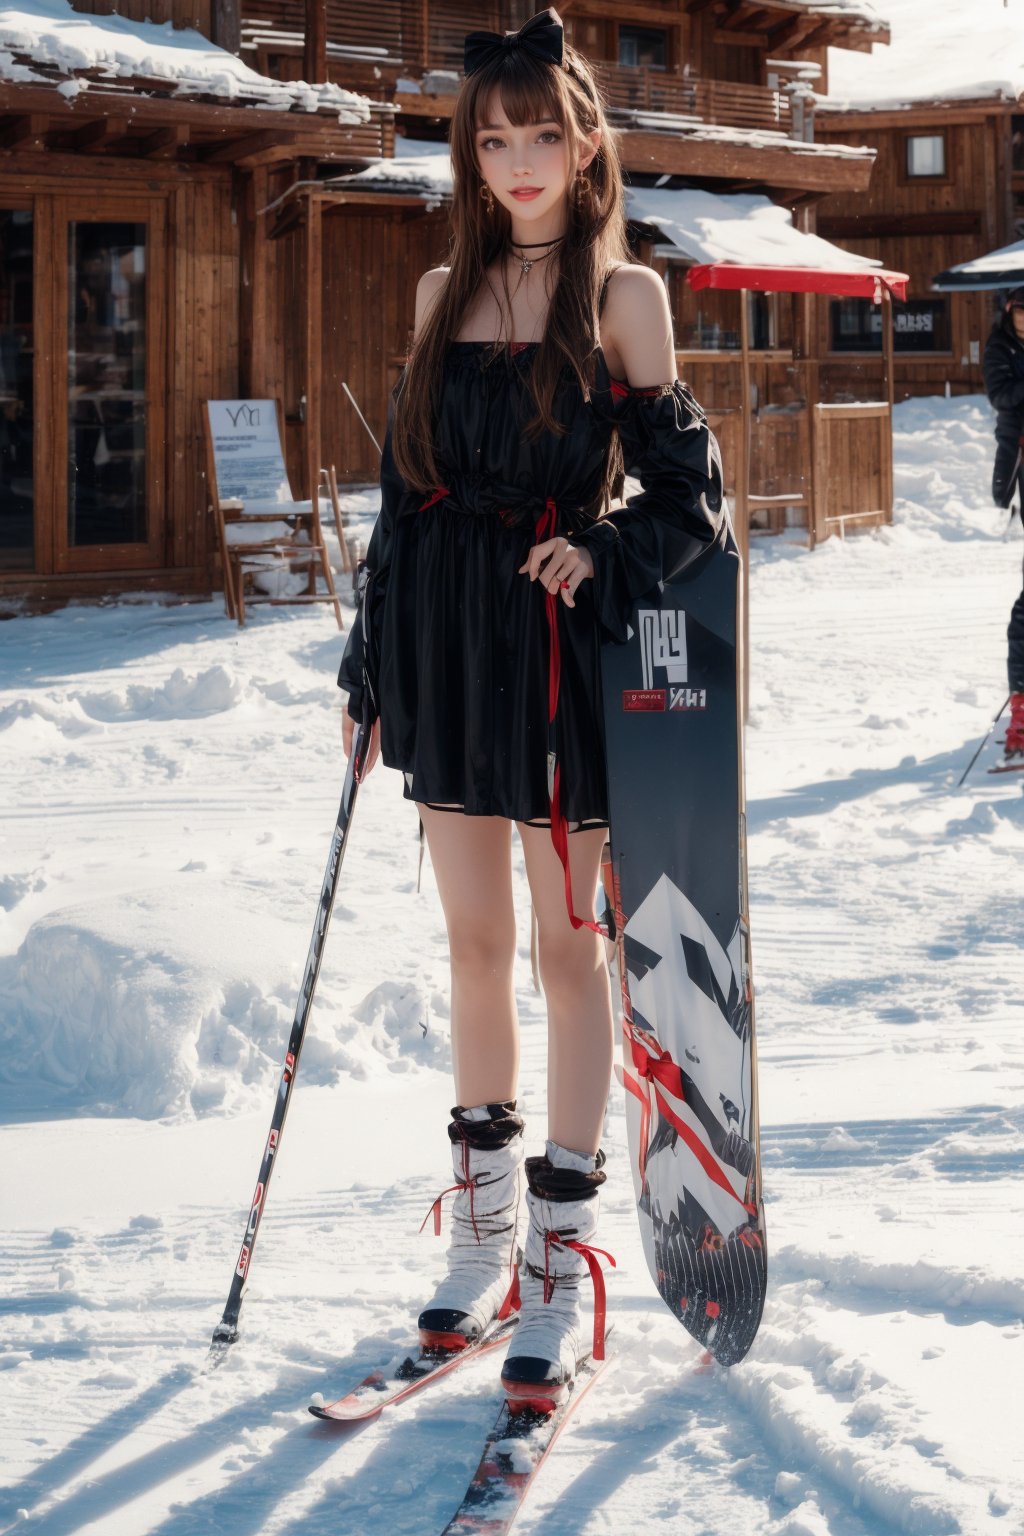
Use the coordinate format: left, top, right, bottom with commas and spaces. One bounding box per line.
336, 374, 407, 724
575, 378, 725, 643
983, 329, 1024, 412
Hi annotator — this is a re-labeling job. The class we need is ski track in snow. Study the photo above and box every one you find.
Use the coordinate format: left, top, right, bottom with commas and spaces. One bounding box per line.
0, 396, 1021, 1535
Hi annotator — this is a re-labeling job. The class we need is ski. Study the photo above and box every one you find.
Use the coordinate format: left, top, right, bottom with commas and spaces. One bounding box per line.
439, 1351, 612, 1536
308, 1314, 518, 1423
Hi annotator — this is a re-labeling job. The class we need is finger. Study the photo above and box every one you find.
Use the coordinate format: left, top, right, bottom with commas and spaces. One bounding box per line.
519, 538, 562, 580
540, 551, 578, 593
559, 564, 587, 607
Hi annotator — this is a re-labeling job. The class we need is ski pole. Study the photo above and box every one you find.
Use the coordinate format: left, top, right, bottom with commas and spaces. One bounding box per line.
210, 721, 369, 1361
957, 696, 1010, 788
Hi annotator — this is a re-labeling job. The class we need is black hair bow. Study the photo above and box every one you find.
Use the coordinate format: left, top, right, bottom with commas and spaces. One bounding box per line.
463, 7, 564, 78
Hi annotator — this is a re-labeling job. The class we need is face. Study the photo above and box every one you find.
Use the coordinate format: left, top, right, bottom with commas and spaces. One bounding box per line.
1012, 304, 1024, 340
474, 88, 599, 227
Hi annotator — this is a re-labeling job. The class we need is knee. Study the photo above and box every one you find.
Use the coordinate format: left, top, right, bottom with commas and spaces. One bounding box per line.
537, 927, 606, 1005
448, 918, 516, 979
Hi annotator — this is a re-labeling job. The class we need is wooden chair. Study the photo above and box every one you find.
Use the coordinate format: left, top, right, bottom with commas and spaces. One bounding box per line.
318, 462, 356, 576
203, 398, 343, 629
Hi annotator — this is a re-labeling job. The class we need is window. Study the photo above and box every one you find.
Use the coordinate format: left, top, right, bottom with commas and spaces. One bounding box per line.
829, 297, 950, 354
0, 209, 33, 571
618, 26, 666, 69
905, 134, 945, 178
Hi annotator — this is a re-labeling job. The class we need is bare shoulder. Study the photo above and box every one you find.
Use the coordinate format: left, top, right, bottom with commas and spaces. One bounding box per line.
414, 267, 449, 341
601, 263, 676, 389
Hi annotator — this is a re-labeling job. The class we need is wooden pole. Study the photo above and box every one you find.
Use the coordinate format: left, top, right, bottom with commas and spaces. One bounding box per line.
881, 286, 895, 414
304, 189, 323, 522
305, 0, 327, 84
881, 286, 895, 524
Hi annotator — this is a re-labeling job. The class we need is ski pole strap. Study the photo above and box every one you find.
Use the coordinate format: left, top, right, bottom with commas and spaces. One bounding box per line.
534, 498, 608, 937
543, 1231, 616, 1361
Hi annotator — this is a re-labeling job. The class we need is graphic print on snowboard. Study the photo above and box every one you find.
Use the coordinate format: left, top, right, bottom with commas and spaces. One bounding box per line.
601, 524, 766, 1366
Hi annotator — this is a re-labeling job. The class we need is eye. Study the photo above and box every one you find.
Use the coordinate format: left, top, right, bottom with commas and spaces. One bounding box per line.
479, 135, 505, 151
538, 131, 561, 143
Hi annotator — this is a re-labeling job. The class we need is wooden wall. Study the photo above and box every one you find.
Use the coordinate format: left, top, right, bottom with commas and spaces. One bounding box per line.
71, 0, 212, 36
815, 111, 1010, 400
320, 206, 450, 487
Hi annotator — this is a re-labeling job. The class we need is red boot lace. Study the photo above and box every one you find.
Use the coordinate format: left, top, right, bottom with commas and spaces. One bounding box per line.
542, 1230, 616, 1361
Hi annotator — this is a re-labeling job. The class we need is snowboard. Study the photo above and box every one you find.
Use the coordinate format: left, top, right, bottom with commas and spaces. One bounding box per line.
600, 521, 766, 1367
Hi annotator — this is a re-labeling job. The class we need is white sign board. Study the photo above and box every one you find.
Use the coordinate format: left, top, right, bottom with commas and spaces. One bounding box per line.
207, 400, 293, 506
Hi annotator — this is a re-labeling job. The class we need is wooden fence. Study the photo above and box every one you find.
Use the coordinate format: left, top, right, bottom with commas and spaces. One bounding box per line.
811, 403, 893, 544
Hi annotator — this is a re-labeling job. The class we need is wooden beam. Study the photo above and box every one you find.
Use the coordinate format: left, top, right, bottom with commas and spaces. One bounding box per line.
0, 80, 378, 148
712, 29, 773, 48
618, 130, 875, 194
71, 117, 131, 153
819, 101, 1006, 131
0, 115, 49, 151
818, 211, 983, 238
136, 125, 191, 159
199, 130, 301, 164
765, 14, 817, 49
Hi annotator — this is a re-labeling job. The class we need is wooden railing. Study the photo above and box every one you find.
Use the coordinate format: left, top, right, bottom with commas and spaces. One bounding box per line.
597, 70, 792, 135
237, 0, 796, 137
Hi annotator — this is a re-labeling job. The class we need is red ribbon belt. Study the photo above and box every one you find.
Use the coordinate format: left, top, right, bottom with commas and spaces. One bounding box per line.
534, 498, 606, 936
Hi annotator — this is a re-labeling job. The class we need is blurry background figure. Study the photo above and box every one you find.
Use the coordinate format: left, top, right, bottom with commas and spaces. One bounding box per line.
982, 286, 1024, 763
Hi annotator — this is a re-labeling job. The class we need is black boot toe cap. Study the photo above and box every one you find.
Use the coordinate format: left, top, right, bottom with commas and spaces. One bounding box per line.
501, 1354, 568, 1387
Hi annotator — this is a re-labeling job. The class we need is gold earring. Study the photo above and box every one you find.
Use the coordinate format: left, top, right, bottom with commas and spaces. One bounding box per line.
575, 171, 591, 205
480, 182, 495, 215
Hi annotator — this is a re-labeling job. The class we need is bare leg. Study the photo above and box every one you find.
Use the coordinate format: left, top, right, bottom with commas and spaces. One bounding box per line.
418, 806, 518, 1106
517, 823, 613, 1155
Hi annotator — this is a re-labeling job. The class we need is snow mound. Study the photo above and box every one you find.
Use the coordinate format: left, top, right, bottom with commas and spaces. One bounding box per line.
73, 664, 244, 722
0, 880, 441, 1119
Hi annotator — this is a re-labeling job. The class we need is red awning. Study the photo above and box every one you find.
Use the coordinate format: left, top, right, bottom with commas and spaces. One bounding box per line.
687, 265, 909, 301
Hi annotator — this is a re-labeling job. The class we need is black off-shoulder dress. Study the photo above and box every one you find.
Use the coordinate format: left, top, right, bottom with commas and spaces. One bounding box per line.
337, 297, 724, 897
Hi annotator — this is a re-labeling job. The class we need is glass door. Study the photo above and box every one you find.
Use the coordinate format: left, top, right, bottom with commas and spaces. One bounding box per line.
54, 198, 166, 573
0, 208, 34, 572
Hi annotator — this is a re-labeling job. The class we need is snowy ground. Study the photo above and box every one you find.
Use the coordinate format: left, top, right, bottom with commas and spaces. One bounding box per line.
0, 395, 1022, 1536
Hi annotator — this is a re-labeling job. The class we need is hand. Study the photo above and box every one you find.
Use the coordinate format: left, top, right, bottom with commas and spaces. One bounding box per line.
518, 537, 595, 609
342, 710, 381, 777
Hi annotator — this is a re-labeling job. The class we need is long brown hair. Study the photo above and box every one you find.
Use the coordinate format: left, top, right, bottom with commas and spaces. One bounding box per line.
391, 25, 633, 496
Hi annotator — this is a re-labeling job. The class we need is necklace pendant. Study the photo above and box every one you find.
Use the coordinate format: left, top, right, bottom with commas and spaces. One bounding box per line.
520, 257, 532, 275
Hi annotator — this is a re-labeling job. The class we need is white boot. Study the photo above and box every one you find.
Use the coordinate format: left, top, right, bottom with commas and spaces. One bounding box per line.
500, 1140, 612, 1404
418, 1101, 525, 1350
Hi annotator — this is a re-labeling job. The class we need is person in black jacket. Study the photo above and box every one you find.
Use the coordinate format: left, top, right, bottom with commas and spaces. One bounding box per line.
982, 287, 1024, 759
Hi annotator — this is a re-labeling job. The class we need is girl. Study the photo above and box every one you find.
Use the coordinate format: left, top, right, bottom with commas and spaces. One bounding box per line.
338, 6, 724, 1405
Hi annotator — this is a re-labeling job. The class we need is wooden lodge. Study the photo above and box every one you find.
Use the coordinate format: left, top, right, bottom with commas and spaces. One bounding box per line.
815, 13, 1023, 404
0, 0, 902, 609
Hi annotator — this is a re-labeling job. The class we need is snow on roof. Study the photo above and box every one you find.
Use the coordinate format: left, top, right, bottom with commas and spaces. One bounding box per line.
327, 144, 875, 273
932, 237, 1024, 292
620, 187, 880, 271
0, 0, 372, 118
825, 0, 1024, 110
